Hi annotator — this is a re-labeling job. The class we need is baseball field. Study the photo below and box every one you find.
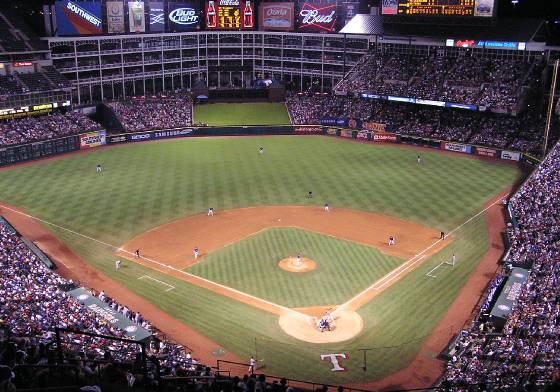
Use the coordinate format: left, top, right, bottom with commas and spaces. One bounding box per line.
0, 133, 522, 386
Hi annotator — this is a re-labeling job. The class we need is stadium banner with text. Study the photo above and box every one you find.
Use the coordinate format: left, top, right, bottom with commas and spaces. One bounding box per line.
372, 132, 398, 143
297, 1, 337, 33
325, 127, 338, 136
320, 117, 347, 127
445, 102, 478, 111
106, 1, 125, 33
356, 130, 369, 140
381, 0, 398, 15
294, 126, 322, 134
107, 135, 128, 144
205, 0, 254, 30
129, 132, 153, 142
55, 0, 102, 35
153, 129, 195, 139
475, 146, 498, 158
68, 288, 152, 341
362, 122, 386, 132
168, 2, 200, 31
79, 130, 106, 149
259, 2, 294, 31
441, 142, 472, 154
490, 267, 528, 327
500, 150, 521, 161
148, 1, 165, 32
128, 1, 146, 33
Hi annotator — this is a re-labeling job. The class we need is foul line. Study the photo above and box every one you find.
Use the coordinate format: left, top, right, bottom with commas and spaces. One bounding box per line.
0, 203, 312, 322
138, 275, 175, 292
334, 193, 507, 316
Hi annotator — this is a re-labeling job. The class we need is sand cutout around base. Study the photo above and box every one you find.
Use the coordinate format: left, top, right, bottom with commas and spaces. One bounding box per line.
278, 257, 317, 273
278, 308, 364, 343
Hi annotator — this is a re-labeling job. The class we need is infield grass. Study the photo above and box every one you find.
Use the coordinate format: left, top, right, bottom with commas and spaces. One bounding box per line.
0, 136, 522, 383
193, 102, 291, 126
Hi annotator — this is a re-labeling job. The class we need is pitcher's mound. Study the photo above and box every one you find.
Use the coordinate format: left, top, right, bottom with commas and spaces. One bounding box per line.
278, 309, 363, 343
278, 257, 316, 273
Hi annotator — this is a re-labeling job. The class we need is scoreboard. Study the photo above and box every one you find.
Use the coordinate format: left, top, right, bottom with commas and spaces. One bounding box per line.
382, 0, 495, 18
205, 0, 254, 30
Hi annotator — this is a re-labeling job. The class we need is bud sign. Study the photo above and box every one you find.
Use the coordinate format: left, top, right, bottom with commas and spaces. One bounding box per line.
297, 2, 337, 32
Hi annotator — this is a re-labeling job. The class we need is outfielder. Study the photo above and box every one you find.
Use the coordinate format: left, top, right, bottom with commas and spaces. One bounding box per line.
96, 164, 102, 173
417, 154, 422, 165
324, 202, 329, 212
259, 147, 264, 155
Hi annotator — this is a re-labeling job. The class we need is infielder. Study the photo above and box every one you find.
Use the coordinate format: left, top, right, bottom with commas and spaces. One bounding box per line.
208, 207, 214, 216
115, 259, 121, 270
194, 247, 199, 259
296, 252, 302, 266
96, 164, 102, 173
388, 236, 395, 246
324, 202, 329, 212
440, 231, 445, 240
135, 249, 140, 258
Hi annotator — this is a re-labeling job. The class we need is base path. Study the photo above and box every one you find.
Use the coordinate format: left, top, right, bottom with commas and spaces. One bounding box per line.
118, 206, 450, 343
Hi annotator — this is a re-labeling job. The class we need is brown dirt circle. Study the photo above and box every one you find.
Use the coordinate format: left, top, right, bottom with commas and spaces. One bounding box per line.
278, 257, 317, 273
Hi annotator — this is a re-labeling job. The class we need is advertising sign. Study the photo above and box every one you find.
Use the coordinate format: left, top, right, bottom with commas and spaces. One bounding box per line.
381, 0, 398, 15
362, 122, 385, 132
293, 126, 322, 134
130, 132, 153, 142
475, 147, 498, 158
259, 2, 294, 31
441, 142, 472, 154
107, 1, 125, 33
205, 0, 254, 30
501, 150, 521, 161
148, 1, 165, 32
168, 3, 200, 31
79, 130, 106, 149
55, 0, 102, 35
128, 1, 146, 33
297, 1, 337, 33
490, 268, 528, 320
342, 1, 359, 24
153, 129, 194, 139
373, 133, 397, 142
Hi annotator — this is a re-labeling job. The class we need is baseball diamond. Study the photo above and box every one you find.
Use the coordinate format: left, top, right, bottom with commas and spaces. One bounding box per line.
0, 135, 521, 386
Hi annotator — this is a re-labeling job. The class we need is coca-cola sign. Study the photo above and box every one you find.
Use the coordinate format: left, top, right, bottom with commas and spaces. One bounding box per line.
297, 2, 337, 32
259, 2, 294, 31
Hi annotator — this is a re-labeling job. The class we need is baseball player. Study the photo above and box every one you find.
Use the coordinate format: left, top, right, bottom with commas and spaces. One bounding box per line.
115, 259, 121, 270
451, 253, 456, 266
388, 236, 395, 246
194, 247, 199, 259
440, 231, 445, 240
296, 252, 302, 266
308, 191, 313, 199
96, 164, 102, 173
207, 207, 214, 216
248, 356, 257, 374
324, 202, 329, 212
259, 147, 264, 155
416, 154, 422, 165
135, 249, 140, 258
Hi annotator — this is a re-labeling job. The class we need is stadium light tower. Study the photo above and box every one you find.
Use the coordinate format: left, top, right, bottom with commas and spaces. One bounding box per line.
543, 59, 559, 158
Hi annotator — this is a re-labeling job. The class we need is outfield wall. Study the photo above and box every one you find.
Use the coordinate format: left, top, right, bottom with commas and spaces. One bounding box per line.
0, 125, 529, 167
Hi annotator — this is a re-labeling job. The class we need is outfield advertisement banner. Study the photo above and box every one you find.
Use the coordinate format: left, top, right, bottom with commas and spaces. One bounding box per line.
356, 130, 368, 140
129, 132, 153, 142
55, 0, 103, 35
475, 146, 498, 157
362, 122, 386, 132
441, 142, 472, 154
148, 1, 165, 32
294, 126, 322, 134
501, 150, 521, 161
372, 133, 397, 142
107, 1, 125, 33
168, 2, 200, 31
153, 129, 194, 138
79, 130, 106, 149
107, 135, 127, 144
68, 287, 152, 341
321, 117, 347, 127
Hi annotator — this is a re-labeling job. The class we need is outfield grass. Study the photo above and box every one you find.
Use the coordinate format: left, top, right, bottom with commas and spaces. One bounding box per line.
193, 102, 290, 125
0, 136, 522, 383
188, 228, 405, 308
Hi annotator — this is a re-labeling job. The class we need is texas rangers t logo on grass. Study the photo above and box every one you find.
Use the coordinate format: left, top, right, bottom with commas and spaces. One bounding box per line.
320, 353, 349, 372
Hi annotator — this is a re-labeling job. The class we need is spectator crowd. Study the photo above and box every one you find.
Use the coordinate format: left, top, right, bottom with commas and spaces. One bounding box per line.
441, 141, 560, 390
0, 111, 101, 146
335, 52, 542, 113
108, 94, 193, 132
286, 94, 557, 155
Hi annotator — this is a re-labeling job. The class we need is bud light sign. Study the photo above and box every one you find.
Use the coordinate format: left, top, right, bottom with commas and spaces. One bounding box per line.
297, 1, 337, 33
168, 3, 200, 30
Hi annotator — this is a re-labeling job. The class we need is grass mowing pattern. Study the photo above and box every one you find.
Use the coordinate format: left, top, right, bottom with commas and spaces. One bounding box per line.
193, 102, 290, 126
0, 136, 521, 383
188, 228, 405, 308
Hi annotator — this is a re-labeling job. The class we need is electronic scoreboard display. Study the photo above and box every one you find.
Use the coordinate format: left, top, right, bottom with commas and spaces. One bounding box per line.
382, 0, 495, 18
205, 0, 254, 30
